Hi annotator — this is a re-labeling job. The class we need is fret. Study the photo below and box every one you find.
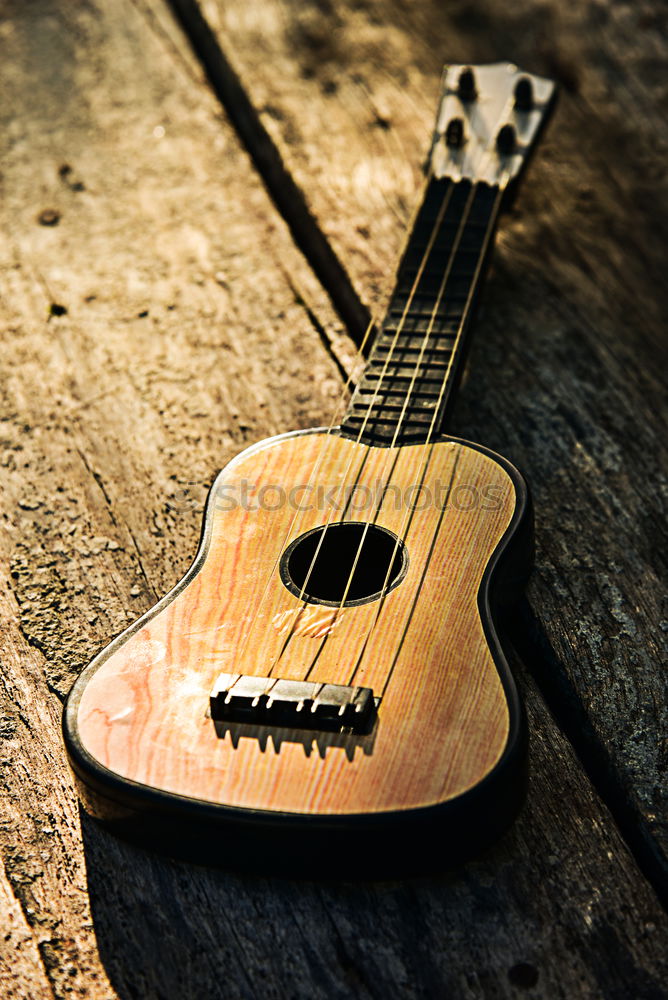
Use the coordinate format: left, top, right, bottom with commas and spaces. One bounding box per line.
376, 336, 459, 353
374, 334, 456, 345
343, 415, 435, 431
365, 369, 452, 387
386, 297, 471, 315
355, 378, 446, 395
351, 395, 442, 409
371, 334, 457, 348
364, 375, 445, 391
379, 320, 460, 334
366, 357, 451, 370
377, 325, 459, 339
351, 389, 445, 406
375, 320, 460, 336
341, 176, 501, 445
370, 347, 453, 359
366, 362, 450, 374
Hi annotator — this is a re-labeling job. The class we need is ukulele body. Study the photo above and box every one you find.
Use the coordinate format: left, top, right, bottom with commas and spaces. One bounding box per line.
63, 428, 531, 870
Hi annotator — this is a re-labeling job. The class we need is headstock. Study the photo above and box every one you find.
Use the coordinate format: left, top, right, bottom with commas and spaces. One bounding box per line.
428, 62, 556, 188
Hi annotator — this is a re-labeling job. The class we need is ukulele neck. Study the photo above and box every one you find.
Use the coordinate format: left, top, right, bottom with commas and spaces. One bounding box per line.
340, 175, 503, 446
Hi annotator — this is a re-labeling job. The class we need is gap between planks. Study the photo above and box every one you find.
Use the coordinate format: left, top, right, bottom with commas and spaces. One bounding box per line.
166, 0, 371, 345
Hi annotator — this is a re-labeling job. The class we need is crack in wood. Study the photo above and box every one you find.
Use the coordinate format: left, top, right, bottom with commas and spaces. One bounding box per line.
508, 599, 668, 911
165, 0, 372, 345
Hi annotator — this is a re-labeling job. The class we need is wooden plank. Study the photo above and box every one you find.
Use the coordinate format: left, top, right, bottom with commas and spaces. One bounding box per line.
1, 1, 667, 998
0, 585, 116, 999
0, 854, 54, 1000
0, 0, 338, 995
190, 0, 668, 891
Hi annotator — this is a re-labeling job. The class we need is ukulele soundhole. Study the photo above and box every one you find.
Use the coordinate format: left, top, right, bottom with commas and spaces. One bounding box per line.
280, 521, 408, 607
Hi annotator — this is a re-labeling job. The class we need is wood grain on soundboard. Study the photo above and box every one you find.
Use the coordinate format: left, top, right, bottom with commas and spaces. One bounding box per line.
76, 431, 516, 815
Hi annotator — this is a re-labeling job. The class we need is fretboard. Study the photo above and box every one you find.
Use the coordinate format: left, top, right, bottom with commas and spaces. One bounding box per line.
340, 177, 501, 446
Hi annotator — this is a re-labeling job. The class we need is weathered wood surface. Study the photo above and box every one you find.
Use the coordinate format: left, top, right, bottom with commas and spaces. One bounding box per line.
190, 0, 668, 891
1, 2, 667, 1000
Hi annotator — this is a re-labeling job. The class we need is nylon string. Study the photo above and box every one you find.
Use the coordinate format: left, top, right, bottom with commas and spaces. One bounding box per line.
295, 181, 504, 694
268, 178, 456, 673
232, 174, 437, 677
366, 185, 504, 698
298, 180, 480, 680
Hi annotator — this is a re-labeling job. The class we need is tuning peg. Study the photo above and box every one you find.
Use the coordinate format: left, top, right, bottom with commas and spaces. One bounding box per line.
445, 117, 465, 148
457, 67, 477, 102
496, 124, 517, 156
514, 76, 534, 111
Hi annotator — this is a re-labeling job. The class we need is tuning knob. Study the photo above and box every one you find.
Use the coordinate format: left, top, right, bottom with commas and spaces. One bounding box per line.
514, 76, 534, 111
496, 124, 517, 156
457, 67, 477, 102
445, 117, 465, 148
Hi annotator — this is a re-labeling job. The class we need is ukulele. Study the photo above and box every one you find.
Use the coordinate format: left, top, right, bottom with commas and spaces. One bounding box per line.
64, 62, 556, 870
